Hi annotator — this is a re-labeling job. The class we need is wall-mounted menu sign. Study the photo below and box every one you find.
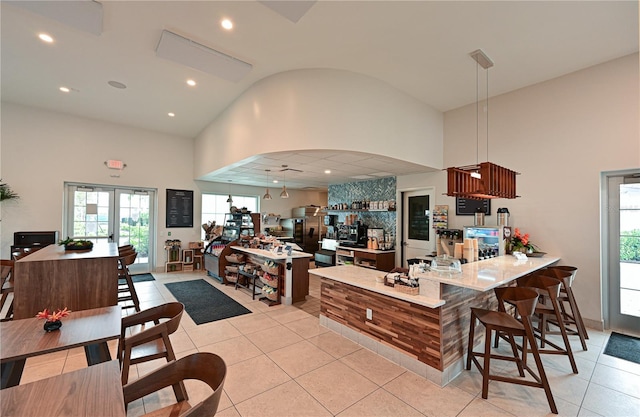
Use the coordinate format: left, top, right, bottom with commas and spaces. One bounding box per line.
166, 189, 193, 228
456, 197, 491, 216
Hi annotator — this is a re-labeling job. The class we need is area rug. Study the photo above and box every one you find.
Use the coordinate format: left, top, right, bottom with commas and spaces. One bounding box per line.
165, 279, 251, 325
603, 332, 640, 364
130, 273, 155, 283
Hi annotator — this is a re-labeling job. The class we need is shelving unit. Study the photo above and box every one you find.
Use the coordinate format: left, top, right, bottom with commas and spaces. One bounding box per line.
221, 213, 255, 243
165, 246, 204, 273
336, 247, 395, 271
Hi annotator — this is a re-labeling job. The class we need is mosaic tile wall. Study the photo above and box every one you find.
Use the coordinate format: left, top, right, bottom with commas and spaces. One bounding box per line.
327, 177, 397, 238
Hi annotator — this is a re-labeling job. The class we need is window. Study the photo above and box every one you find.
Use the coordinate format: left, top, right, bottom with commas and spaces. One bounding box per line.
201, 194, 259, 240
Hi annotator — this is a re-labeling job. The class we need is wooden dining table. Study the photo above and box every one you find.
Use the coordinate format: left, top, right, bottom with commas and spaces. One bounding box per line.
0, 305, 121, 389
1, 360, 125, 416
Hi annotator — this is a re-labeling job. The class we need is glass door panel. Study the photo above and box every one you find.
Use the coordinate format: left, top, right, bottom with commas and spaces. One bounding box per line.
70, 186, 113, 242
401, 188, 435, 267
117, 189, 152, 273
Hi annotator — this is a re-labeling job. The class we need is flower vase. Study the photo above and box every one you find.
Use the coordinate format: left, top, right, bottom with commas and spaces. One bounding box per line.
44, 320, 62, 332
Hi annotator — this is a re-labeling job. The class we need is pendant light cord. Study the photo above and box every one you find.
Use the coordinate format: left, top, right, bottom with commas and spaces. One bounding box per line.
486, 67, 489, 162
476, 61, 479, 167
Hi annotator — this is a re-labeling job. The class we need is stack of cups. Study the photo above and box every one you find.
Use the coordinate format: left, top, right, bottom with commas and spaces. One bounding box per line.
463, 239, 475, 263
454, 243, 464, 260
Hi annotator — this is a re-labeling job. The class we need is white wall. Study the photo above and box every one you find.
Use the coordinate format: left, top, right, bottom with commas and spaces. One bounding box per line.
0, 103, 199, 269
194, 68, 444, 178
398, 53, 640, 327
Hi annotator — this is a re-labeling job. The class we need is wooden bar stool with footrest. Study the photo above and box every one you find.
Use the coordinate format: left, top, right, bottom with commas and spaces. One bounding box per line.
543, 266, 589, 349
118, 251, 141, 312
516, 274, 579, 374
467, 286, 558, 414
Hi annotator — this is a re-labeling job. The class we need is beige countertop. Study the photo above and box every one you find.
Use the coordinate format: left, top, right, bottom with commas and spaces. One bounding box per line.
414, 254, 560, 292
310, 265, 445, 309
232, 246, 313, 260
336, 246, 395, 255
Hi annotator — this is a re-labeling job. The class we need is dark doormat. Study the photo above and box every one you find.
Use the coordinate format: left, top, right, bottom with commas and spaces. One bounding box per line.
165, 279, 251, 325
130, 273, 155, 283
603, 332, 640, 364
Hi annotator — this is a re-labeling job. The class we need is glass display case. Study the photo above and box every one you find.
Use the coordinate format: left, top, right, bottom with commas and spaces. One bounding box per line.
463, 226, 509, 257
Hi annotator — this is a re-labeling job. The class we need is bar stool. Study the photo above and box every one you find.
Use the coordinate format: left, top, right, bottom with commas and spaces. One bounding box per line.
544, 266, 589, 349
467, 286, 558, 414
516, 274, 578, 374
0, 260, 14, 321
118, 252, 141, 312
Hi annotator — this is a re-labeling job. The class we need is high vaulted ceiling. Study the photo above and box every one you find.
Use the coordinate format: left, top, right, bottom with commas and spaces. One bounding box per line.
1, 1, 637, 188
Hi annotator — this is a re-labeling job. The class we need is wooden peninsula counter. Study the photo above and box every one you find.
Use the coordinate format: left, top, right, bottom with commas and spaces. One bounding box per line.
310, 255, 559, 386
13, 242, 119, 319
232, 246, 312, 305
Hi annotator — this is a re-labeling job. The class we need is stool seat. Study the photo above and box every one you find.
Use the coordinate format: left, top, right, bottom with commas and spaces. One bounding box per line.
471, 308, 524, 331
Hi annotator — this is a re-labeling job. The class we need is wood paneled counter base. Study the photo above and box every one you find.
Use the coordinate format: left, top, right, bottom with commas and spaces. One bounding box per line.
13, 242, 119, 320
312, 255, 559, 386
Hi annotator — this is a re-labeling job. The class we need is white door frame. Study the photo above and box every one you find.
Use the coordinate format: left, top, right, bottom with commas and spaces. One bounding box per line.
396, 186, 436, 267
63, 182, 157, 274
601, 168, 640, 333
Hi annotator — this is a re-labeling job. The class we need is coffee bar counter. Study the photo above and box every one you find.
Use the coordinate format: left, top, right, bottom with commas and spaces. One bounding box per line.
311, 254, 559, 386
232, 246, 312, 305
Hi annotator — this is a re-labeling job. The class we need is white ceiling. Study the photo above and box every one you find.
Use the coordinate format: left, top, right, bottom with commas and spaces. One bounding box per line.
1, 1, 637, 189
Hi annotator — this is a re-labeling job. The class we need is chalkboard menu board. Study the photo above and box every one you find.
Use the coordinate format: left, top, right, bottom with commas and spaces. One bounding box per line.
166, 189, 193, 228
456, 197, 490, 215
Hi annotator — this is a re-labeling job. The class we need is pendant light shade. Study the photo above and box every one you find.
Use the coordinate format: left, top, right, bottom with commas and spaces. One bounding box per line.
263, 169, 272, 200
226, 180, 233, 203
280, 165, 289, 198
446, 49, 519, 200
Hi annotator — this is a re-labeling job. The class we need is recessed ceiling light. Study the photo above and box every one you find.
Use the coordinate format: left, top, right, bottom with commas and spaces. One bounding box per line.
272, 179, 279, 184
221, 18, 233, 30
108, 80, 127, 89
38, 33, 54, 43
186, 79, 196, 87
168, 112, 175, 117
324, 170, 331, 174
59, 86, 70, 93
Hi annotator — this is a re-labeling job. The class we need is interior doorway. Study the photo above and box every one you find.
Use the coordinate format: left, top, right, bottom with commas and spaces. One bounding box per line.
603, 171, 640, 334
400, 188, 435, 267
64, 183, 156, 274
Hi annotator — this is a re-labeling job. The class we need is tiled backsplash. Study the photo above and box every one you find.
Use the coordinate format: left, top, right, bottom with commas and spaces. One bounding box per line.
328, 177, 396, 238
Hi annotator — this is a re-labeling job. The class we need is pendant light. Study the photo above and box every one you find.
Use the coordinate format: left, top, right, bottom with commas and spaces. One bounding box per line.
279, 165, 289, 198
226, 180, 233, 203
263, 169, 273, 200
446, 49, 519, 199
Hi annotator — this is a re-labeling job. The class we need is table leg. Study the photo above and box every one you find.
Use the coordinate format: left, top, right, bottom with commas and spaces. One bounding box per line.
1, 359, 26, 389
84, 342, 112, 365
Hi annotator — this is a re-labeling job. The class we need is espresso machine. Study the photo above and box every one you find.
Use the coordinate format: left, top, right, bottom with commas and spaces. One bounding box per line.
435, 229, 463, 256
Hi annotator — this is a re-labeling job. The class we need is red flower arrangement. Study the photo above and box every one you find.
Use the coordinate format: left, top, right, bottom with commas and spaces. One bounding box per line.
510, 228, 537, 253
36, 307, 71, 322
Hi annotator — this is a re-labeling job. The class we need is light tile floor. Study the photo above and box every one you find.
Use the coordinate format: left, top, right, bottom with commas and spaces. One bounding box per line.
11, 271, 640, 417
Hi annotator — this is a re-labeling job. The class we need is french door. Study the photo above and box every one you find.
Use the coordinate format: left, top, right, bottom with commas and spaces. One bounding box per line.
64, 183, 156, 274
606, 173, 640, 333
400, 188, 435, 267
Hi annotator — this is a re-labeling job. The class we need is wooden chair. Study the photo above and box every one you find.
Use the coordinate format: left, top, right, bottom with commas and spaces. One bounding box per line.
118, 251, 141, 312
516, 274, 578, 374
467, 286, 557, 414
543, 266, 589, 350
123, 352, 227, 417
0, 260, 15, 321
118, 302, 185, 394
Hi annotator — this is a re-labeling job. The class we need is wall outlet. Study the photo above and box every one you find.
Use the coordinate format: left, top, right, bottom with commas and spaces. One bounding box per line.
366, 308, 372, 320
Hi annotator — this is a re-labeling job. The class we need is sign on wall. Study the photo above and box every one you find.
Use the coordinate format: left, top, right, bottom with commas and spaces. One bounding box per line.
166, 189, 193, 228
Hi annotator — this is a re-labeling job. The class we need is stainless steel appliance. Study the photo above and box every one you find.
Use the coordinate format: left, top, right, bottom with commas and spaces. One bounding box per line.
287, 207, 327, 254
342, 222, 367, 248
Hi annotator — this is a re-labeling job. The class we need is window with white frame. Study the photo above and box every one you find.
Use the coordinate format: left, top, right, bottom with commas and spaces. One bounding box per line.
201, 194, 259, 240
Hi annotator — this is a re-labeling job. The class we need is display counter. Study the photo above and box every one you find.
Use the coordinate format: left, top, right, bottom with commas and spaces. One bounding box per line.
232, 246, 312, 305
311, 254, 559, 386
